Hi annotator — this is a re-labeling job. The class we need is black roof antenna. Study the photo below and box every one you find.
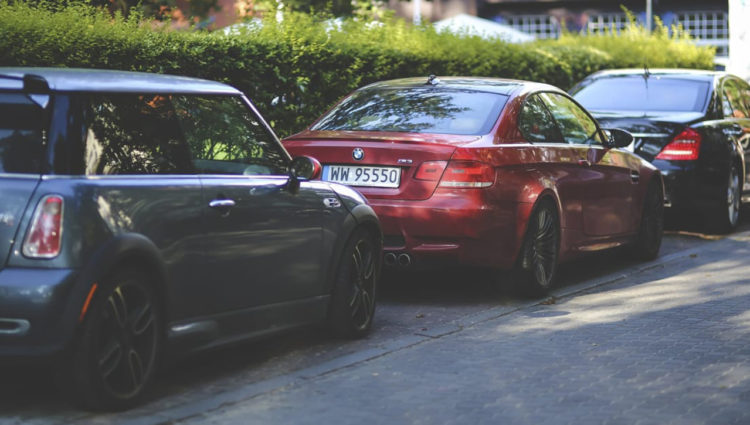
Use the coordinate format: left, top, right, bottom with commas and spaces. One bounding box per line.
426, 75, 440, 85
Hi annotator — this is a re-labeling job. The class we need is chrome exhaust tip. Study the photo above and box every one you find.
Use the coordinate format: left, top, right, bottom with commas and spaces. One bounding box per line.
397, 253, 412, 267
384, 252, 397, 267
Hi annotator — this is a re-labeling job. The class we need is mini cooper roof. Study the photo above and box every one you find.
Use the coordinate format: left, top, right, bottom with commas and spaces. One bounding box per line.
359, 76, 544, 96
0, 67, 241, 95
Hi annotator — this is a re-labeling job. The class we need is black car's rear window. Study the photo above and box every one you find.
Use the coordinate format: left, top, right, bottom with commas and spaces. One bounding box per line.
572, 76, 711, 113
312, 88, 508, 135
0, 93, 44, 174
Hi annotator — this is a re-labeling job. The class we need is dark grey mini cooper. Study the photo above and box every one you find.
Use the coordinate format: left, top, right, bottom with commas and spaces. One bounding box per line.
0, 68, 381, 410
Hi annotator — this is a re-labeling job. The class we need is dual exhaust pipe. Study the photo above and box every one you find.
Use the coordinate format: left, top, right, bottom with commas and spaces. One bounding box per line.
384, 252, 412, 268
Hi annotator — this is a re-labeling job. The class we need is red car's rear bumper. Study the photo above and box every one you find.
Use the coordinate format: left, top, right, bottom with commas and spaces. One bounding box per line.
368, 188, 534, 269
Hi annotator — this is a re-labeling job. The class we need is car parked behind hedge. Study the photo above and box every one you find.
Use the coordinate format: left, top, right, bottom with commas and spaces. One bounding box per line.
0, 68, 382, 410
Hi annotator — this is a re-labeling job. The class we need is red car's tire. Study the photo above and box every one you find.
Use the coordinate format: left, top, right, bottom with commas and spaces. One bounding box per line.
514, 198, 560, 297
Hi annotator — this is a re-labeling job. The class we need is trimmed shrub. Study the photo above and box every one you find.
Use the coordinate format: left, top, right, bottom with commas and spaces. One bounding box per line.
0, 2, 714, 136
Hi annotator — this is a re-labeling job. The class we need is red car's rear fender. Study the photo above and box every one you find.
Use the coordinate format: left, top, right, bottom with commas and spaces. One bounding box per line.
451, 146, 569, 265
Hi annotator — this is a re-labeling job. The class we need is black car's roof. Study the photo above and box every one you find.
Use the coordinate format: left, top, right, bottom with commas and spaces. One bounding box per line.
0, 67, 240, 95
360, 77, 544, 96
583, 68, 722, 82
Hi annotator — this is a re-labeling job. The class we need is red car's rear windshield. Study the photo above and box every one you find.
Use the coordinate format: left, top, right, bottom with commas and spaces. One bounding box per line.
312, 88, 509, 135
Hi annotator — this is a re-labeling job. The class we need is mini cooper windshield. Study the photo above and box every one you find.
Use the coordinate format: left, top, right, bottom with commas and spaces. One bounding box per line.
312, 88, 509, 135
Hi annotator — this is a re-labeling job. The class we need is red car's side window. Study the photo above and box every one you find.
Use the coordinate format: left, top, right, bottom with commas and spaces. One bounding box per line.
539, 93, 605, 146
518, 94, 563, 144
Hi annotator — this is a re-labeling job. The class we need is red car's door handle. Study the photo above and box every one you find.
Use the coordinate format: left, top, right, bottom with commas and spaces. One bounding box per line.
578, 159, 591, 167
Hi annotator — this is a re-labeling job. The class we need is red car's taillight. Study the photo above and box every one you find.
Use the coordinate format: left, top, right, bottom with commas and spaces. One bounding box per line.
438, 160, 495, 188
414, 161, 448, 181
22, 195, 64, 258
655, 128, 702, 161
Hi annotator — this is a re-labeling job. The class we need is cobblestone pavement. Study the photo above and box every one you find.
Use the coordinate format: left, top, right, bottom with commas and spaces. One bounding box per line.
2, 225, 749, 425
176, 232, 750, 425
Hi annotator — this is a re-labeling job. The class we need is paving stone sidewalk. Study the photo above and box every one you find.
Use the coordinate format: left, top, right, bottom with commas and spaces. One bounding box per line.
179, 233, 750, 425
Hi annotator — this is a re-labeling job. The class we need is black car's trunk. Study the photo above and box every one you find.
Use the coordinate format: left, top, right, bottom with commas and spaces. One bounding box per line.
594, 111, 705, 162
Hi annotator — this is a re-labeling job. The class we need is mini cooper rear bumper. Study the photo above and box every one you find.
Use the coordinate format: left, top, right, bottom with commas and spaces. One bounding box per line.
0, 268, 80, 358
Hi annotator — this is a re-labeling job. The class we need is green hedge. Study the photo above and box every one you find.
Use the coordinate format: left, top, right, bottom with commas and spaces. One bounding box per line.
0, 2, 714, 137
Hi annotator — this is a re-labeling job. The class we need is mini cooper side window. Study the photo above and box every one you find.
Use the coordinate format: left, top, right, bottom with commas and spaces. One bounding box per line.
518, 94, 563, 143
0, 93, 44, 174
539, 93, 605, 146
82, 94, 193, 175
171, 96, 289, 176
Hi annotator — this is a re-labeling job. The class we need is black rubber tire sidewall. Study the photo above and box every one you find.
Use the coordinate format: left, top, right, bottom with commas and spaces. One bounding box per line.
60, 269, 162, 411
327, 228, 380, 339
710, 162, 741, 234
514, 198, 560, 298
630, 180, 664, 261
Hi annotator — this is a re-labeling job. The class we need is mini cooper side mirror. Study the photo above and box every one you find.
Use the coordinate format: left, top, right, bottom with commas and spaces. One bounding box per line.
603, 128, 634, 149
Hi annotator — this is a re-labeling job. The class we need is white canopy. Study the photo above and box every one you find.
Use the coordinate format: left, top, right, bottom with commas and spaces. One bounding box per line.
433, 14, 535, 43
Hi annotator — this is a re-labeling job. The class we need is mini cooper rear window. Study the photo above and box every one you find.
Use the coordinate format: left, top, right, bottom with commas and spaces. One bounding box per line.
312, 88, 508, 135
0, 93, 44, 174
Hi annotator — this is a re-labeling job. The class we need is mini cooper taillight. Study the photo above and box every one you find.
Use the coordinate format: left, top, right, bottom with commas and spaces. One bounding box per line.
23, 195, 63, 258
439, 160, 495, 188
655, 128, 702, 161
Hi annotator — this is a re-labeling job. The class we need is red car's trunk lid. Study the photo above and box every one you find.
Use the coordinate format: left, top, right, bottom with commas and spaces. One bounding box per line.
283, 131, 478, 200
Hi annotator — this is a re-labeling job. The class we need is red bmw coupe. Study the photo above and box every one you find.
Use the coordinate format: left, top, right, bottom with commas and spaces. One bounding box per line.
283, 77, 664, 294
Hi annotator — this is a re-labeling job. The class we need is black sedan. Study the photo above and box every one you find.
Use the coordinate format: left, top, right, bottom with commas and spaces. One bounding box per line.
571, 69, 750, 232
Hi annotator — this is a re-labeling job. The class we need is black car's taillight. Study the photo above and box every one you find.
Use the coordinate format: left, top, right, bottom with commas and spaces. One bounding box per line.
655, 128, 702, 161
22, 195, 64, 258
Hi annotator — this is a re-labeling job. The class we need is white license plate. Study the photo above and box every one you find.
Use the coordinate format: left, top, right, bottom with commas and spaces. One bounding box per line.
323, 165, 401, 188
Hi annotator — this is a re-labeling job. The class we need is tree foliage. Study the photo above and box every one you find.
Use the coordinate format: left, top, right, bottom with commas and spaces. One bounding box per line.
0, 2, 715, 137
11, 0, 220, 20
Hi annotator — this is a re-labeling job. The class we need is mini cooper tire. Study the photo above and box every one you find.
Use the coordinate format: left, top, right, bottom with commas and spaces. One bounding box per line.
328, 228, 379, 339
61, 269, 162, 411
514, 198, 560, 297
630, 180, 664, 261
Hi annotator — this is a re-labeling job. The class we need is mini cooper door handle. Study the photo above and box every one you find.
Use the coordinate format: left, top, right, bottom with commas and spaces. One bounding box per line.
578, 159, 591, 167
209, 199, 236, 209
